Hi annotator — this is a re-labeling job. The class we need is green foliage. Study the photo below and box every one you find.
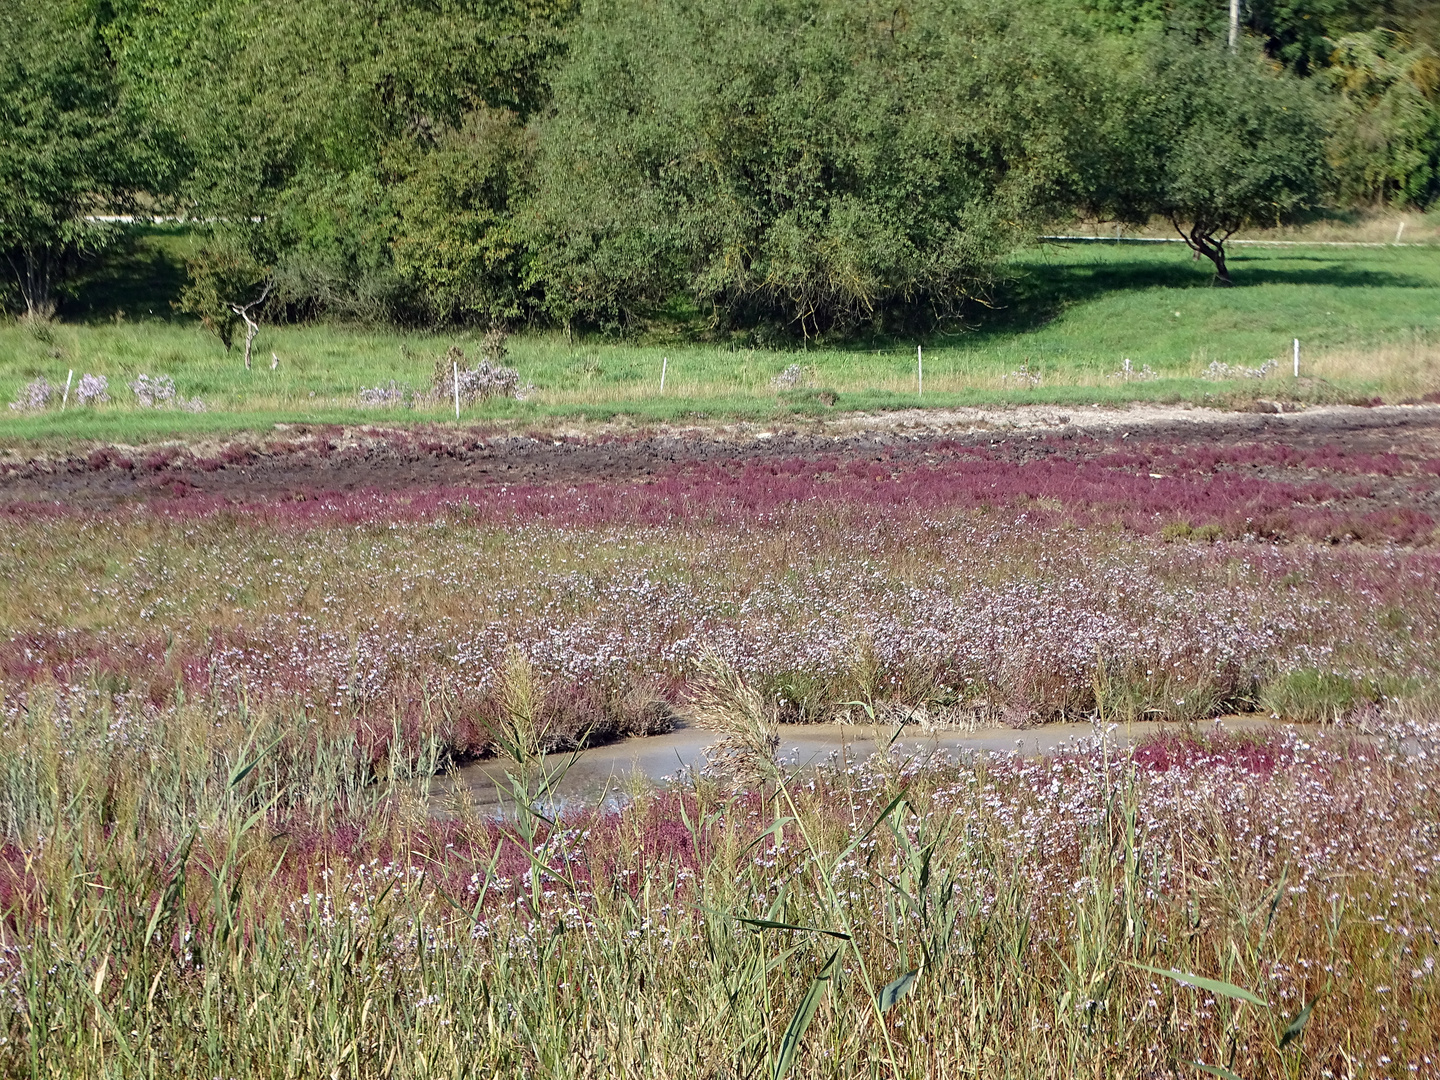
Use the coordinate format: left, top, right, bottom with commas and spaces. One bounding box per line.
110, 0, 575, 324
1259, 668, 1379, 722
175, 240, 270, 350
5, 237, 1440, 437
529, 0, 1105, 338
0, 1, 154, 318
1327, 30, 1440, 209
8, 0, 1440, 334
390, 109, 536, 325
1100, 38, 1329, 282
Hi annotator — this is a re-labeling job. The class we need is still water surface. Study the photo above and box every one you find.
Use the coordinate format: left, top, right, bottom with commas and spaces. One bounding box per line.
432, 716, 1291, 815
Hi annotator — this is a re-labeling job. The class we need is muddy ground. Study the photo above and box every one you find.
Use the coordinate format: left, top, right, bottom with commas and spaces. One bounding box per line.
3, 402, 1440, 509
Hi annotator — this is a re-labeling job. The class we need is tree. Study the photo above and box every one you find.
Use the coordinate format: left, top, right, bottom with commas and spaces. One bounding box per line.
112, 0, 575, 332
1326, 29, 1440, 208
389, 108, 536, 326
1099, 37, 1328, 284
527, 0, 1107, 338
0, 2, 149, 319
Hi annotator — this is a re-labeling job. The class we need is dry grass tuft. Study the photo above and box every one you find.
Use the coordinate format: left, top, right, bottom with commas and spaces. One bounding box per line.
687, 650, 779, 785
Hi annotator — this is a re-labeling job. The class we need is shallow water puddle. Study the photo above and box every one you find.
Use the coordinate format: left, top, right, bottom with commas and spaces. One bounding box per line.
431, 715, 1294, 815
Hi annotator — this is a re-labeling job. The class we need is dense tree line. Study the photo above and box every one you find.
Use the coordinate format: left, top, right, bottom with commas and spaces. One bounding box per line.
1, 0, 1436, 338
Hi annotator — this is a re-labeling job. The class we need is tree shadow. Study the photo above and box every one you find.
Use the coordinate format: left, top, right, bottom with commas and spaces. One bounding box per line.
962, 245, 1432, 341
61, 229, 190, 322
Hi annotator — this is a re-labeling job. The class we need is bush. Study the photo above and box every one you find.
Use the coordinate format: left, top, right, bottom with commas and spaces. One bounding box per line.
74, 373, 107, 405
528, 0, 1104, 336
389, 109, 536, 325
1326, 30, 1440, 209
1259, 668, 1379, 723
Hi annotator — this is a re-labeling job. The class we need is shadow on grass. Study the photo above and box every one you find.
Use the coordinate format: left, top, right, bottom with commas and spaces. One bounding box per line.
60, 229, 191, 323
971, 249, 1432, 341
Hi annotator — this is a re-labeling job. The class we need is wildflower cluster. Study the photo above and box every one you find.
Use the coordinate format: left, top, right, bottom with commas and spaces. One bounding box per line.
1203, 357, 1280, 380
129, 373, 206, 411
1109, 357, 1158, 381
431, 345, 527, 405
7, 378, 56, 411
73, 373, 108, 405
771, 363, 808, 389
358, 380, 411, 407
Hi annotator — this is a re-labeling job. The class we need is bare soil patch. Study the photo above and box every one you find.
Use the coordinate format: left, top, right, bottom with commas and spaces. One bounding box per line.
3, 402, 1439, 510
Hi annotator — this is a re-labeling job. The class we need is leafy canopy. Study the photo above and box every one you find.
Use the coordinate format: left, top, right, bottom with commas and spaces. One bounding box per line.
0, 1, 155, 317
529, 0, 1108, 337
1097, 36, 1328, 282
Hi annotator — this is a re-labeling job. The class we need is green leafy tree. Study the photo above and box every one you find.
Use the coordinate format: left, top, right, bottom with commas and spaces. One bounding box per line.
389, 108, 535, 325
0, 2, 150, 319
528, 0, 1108, 338
1098, 37, 1328, 284
113, 0, 573, 332
1326, 30, 1440, 208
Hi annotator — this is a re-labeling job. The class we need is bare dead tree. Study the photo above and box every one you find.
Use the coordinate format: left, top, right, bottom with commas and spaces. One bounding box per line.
227, 280, 273, 371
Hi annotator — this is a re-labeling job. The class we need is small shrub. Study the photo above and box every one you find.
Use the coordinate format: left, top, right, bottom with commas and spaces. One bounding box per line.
130, 373, 177, 408
8, 377, 57, 411
1202, 358, 1278, 380
431, 345, 526, 404
612, 681, 677, 736
1258, 668, 1377, 723
1002, 362, 1042, 388
74, 373, 108, 406
1109, 358, 1158, 382
771, 363, 807, 390
478, 324, 509, 365
687, 651, 777, 786
359, 381, 410, 408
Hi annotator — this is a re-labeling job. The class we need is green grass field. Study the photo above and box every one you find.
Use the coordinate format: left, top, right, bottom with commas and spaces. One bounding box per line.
3, 230, 1439, 443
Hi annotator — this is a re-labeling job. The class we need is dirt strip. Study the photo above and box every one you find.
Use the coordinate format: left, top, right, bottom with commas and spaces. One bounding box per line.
3, 402, 1439, 509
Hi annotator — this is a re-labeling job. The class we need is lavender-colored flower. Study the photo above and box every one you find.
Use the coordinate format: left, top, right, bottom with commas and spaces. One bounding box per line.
359, 381, 408, 407
74, 373, 109, 405
771, 364, 805, 390
1202, 358, 1278, 380
8, 377, 56, 411
453, 362, 521, 404
130, 373, 177, 407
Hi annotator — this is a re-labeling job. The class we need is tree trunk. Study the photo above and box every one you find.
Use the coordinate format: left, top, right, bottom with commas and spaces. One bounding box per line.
1201, 239, 1232, 286
1173, 221, 1233, 286
240, 312, 258, 370
7, 247, 57, 321
227, 280, 273, 370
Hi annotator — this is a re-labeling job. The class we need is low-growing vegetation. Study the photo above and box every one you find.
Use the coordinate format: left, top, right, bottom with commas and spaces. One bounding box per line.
2, 410, 1438, 1076
1, 659, 1437, 1077
3, 430, 1438, 752
3, 241, 1440, 439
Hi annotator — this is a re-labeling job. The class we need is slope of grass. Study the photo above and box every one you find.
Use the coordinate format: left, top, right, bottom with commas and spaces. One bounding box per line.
3, 235, 1439, 443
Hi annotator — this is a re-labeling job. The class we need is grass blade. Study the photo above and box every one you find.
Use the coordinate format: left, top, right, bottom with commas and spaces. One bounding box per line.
1279, 998, 1318, 1049
1128, 962, 1268, 1008
773, 947, 841, 1080
732, 915, 851, 941
1190, 1062, 1246, 1080
879, 969, 917, 1013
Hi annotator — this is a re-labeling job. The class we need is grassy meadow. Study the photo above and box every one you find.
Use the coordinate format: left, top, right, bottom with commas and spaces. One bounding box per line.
4, 230, 1440, 443
3, 224, 1440, 1078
